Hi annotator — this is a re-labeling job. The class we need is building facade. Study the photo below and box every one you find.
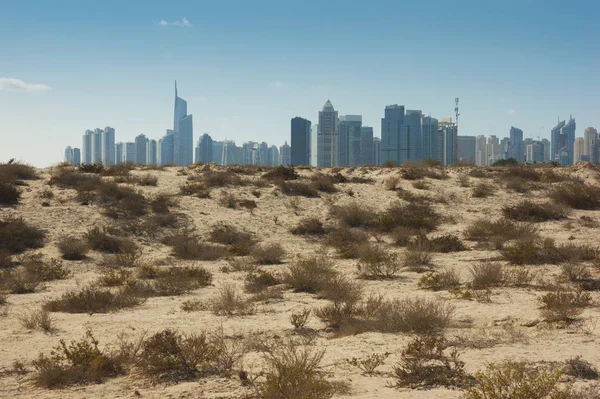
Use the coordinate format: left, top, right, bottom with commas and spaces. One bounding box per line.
291, 117, 311, 166
475, 135, 487, 166
457, 136, 476, 164
134, 134, 147, 165
360, 126, 374, 165
102, 126, 115, 166
509, 126, 524, 162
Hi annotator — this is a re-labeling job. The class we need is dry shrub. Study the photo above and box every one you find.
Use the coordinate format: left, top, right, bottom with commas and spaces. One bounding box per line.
464, 219, 538, 248
549, 181, 600, 210
418, 269, 461, 291
208, 284, 255, 316
0, 268, 43, 294
208, 223, 257, 255
152, 266, 212, 296
458, 174, 471, 187
78, 163, 105, 173
18, 308, 55, 332
563, 356, 599, 380
502, 238, 597, 265
279, 181, 320, 197
472, 182, 496, 198
412, 180, 430, 190
85, 226, 135, 254
330, 202, 377, 228
44, 286, 143, 313
356, 246, 401, 279
49, 168, 101, 190
179, 182, 211, 197
32, 330, 124, 388
20, 254, 70, 281
258, 339, 340, 399
0, 249, 13, 269
57, 236, 89, 260
326, 225, 369, 259
149, 193, 178, 214
410, 234, 468, 253
238, 199, 258, 212
101, 163, 135, 176
384, 175, 401, 191
95, 182, 148, 219
285, 255, 337, 293
129, 173, 158, 186
397, 188, 432, 203
245, 270, 282, 293
469, 262, 505, 289
0, 181, 20, 205
0, 215, 45, 253
310, 173, 337, 193
538, 288, 592, 322
392, 336, 473, 389
373, 297, 454, 334
0, 161, 37, 182
198, 170, 244, 187
375, 202, 439, 233
97, 269, 133, 287
136, 328, 244, 384
166, 231, 226, 260
346, 353, 389, 375
462, 360, 594, 399
403, 244, 433, 271
390, 226, 421, 247
290, 217, 326, 236
561, 264, 600, 291
290, 308, 311, 329
262, 166, 299, 181
502, 200, 568, 222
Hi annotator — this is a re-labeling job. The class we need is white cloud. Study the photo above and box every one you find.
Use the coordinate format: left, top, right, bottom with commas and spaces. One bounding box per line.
157, 17, 193, 27
0, 78, 51, 92
507, 108, 515, 115
270, 81, 285, 89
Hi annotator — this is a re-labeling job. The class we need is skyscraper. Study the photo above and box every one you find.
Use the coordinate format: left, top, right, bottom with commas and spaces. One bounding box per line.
212, 140, 224, 165
487, 135, 500, 164
259, 142, 269, 166
173, 81, 194, 166
439, 120, 457, 166
338, 115, 362, 166
92, 128, 103, 164
268, 145, 280, 166
158, 130, 175, 166
311, 124, 318, 167
526, 142, 543, 163
381, 105, 422, 165
72, 148, 81, 166
422, 116, 439, 161
82, 130, 93, 164
115, 142, 124, 164
291, 117, 311, 166
509, 126, 524, 162
584, 127, 598, 158
147, 139, 157, 166
64, 146, 74, 164
373, 137, 381, 166
551, 117, 576, 165
124, 142, 135, 163
102, 126, 115, 166
195, 133, 213, 164
475, 135, 487, 166
541, 139, 551, 162
135, 134, 147, 165
360, 126, 374, 165
457, 136, 476, 164
317, 100, 338, 168
221, 140, 239, 165
280, 141, 291, 166
574, 137, 584, 163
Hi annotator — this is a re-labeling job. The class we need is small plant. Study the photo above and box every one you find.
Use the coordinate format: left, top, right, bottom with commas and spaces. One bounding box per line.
18, 308, 55, 332
208, 223, 257, 255
208, 284, 255, 316
284, 255, 337, 293
152, 266, 213, 296
418, 269, 461, 291
392, 336, 473, 389
262, 166, 299, 181
458, 174, 471, 187
85, 226, 134, 253
384, 175, 401, 190
32, 330, 123, 388
251, 243, 286, 265
464, 218, 538, 248
290, 308, 311, 329
538, 288, 592, 322
502, 238, 597, 265
410, 234, 468, 253
290, 217, 326, 235
374, 297, 454, 334
326, 225, 370, 258
469, 262, 506, 290
97, 269, 133, 287
356, 246, 402, 279
346, 353, 389, 375
57, 236, 89, 260
374, 201, 440, 233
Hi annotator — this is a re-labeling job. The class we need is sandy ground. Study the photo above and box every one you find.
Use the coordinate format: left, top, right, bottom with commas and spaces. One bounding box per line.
1, 163, 600, 398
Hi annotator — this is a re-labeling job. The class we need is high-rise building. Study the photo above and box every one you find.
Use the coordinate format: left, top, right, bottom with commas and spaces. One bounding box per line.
487, 135, 500, 164
439, 120, 457, 166
212, 140, 224, 165
135, 134, 147, 165
541, 139, 551, 162
115, 142, 124, 164
92, 128, 103, 164
72, 148, 81, 166
221, 140, 241, 166
173, 81, 194, 166
339, 115, 362, 166
147, 139, 157, 166
317, 100, 338, 167
551, 117, 576, 165
361, 127, 374, 165
457, 136, 476, 164
259, 142, 269, 166
291, 117, 311, 166
373, 137, 381, 166
509, 126, 524, 162
475, 135, 487, 166
336, 120, 349, 166
574, 137, 585, 163
311, 124, 318, 167
158, 130, 175, 166
584, 127, 598, 158
101, 126, 115, 166
268, 145, 280, 166
195, 133, 213, 164
64, 146, 74, 164
124, 142, 135, 163
280, 141, 291, 166
242, 142, 258, 165
82, 130, 93, 164
422, 116, 439, 162
381, 105, 422, 165
526, 142, 543, 163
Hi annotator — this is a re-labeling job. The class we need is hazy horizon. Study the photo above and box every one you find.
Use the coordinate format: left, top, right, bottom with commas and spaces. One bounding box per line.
1, 0, 599, 167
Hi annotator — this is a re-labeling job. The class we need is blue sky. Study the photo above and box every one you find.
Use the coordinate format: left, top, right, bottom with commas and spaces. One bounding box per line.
1, 0, 599, 167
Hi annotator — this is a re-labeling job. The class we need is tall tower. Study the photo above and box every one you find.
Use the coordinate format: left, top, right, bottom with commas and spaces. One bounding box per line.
173, 80, 193, 166
317, 100, 338, 168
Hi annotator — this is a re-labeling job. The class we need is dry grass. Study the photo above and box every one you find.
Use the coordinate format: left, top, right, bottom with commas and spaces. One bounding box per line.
244, 270, 282, 293
278, 181, 320, 197
209, 223, 257, 255
207, 284, 255, 316
375, 202, 440, 233
165, 231, 227, 260
464, 219, 538, 249
409, 234, 468, 253
326, 225, 370, 259
85, 226, 136, 254
403, 244, 434, 271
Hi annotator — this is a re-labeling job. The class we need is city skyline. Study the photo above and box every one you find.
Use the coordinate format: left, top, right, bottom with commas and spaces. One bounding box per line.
1, 1, 599, 167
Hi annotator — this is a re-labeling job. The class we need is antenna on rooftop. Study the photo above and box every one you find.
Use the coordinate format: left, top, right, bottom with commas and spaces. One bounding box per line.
455, 98, 460, 129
